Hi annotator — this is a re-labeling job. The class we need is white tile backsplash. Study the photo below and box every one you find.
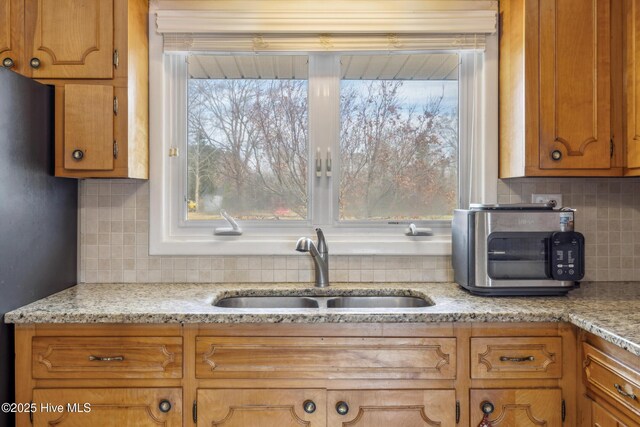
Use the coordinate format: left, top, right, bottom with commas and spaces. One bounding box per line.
79, 177, 640, 284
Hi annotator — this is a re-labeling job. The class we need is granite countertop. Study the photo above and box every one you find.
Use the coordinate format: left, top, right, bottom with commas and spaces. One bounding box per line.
4, 281, 640, 357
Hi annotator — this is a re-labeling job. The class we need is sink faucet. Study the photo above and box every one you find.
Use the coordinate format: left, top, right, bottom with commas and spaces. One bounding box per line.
295, 228, 329, 287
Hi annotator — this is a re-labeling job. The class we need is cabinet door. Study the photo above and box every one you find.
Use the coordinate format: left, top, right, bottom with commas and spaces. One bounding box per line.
32, 388, 181, 426
592, 401, 630, 427
470, 389, 562, 426
25, 0, 113, 78
327, 390, 456, 427
197, 389, 326, 427
0, 0, 24, 73
63, 84, 114, 171
538, 0, 611, 170
627, 0, 640, 170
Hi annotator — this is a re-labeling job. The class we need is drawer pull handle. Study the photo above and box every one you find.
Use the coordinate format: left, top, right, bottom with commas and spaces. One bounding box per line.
88, 355, 124, 362
500, 356, 535, 362
614, 383, 638, 401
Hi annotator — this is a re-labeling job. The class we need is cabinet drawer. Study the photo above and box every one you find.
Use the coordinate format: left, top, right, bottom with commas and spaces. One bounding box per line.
196, 336, 456, 380
32, 337, 183, 379
583, 343, 640, 421
471, 337, 562, 379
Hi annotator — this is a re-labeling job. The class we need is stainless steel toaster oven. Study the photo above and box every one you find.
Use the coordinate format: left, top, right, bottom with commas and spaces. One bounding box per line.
452, 204, 585, 296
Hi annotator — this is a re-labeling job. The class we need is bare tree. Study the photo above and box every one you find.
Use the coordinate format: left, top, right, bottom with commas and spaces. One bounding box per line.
188, 80, 261, 214
251, 80, 308, 217
187, 76, 457, 221
340, 80, 458, 219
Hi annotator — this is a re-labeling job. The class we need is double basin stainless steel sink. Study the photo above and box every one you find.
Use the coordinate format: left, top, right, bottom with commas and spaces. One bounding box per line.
214, 294, 433, 309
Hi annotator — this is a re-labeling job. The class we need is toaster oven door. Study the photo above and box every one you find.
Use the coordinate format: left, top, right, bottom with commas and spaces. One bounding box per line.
486, 232, 551, 280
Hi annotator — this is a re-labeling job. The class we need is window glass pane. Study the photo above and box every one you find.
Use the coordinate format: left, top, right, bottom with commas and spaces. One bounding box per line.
339, 53, 459, 221
186, 55, 309, 221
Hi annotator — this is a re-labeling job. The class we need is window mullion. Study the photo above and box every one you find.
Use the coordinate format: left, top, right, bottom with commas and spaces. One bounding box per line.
308, 55, 341, 228
169, 54, 188, 234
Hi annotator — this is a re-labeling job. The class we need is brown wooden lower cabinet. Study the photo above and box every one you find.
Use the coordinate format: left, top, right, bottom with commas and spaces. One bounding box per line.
197, 389, 326, 427
469, 389, 562, 426
326, 389, 456, 427
32, 388, 182, 426
592, 400, 631, 427
581, 333, 640, 426
195, 389, 455, 427
14, 322, 640, 427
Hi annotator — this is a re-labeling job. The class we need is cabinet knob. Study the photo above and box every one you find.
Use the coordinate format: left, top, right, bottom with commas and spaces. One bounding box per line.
30, 58, 41, 69
303, 400, 316, 414
158, 400, 172, 413
2, 57, 15, 69
335, 401, 349, 415
478, 401, 495, 427
72, 149, 84, 161
551, 150, 562, 161
481, 401, 494, 414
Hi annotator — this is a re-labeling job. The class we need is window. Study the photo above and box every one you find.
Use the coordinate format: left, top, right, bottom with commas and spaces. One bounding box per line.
149, 2, 498, 255
186, 56, 310, 222
338, 55, 459, 222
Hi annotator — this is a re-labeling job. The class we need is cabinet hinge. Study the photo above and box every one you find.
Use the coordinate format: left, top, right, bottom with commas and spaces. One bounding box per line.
169, 147, 180, 157
192, 400, 197, 423
455, 400, 460, 424
29, 400, 33, 424
113, 141, 119, 160
113, 49, 119, 68
113, 96, 118, 116
610, 139, 614, 158
561, 399, 566, 422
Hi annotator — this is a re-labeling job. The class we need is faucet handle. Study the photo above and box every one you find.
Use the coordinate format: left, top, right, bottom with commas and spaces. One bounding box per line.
315, 228, 327, 254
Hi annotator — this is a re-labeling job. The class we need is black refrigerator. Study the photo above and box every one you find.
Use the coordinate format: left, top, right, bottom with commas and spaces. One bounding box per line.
0, 69, 77, 426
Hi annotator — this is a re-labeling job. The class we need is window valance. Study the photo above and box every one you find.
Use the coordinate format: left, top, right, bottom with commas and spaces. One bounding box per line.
154, 0, 498, 53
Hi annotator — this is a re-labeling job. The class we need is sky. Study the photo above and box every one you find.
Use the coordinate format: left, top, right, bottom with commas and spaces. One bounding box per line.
341, 79, 459, 116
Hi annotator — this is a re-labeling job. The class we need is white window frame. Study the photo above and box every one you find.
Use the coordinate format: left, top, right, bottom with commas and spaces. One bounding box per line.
149, 32, 497, 256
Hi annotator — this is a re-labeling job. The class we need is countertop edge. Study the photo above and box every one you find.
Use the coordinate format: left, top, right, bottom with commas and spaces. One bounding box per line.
4, 282, 639, 358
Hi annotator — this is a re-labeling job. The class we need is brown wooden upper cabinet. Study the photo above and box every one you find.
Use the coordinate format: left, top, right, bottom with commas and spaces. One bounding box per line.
626, 0, 640, 176
24, 0, 114, 79
0, 0, 24, 74
62, 84, 115, 171
1, 0, 115, 78
1, 0, 148, 179
500, 0, 625, 177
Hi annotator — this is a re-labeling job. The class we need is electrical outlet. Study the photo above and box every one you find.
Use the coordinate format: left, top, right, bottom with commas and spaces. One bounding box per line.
531, 193, 563, 208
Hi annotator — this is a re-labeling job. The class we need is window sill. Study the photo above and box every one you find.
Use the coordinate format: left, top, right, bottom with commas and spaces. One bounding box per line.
149, 234, 452, 256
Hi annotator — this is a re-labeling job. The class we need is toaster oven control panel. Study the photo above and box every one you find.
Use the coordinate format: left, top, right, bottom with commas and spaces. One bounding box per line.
550, 231, 585, 281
